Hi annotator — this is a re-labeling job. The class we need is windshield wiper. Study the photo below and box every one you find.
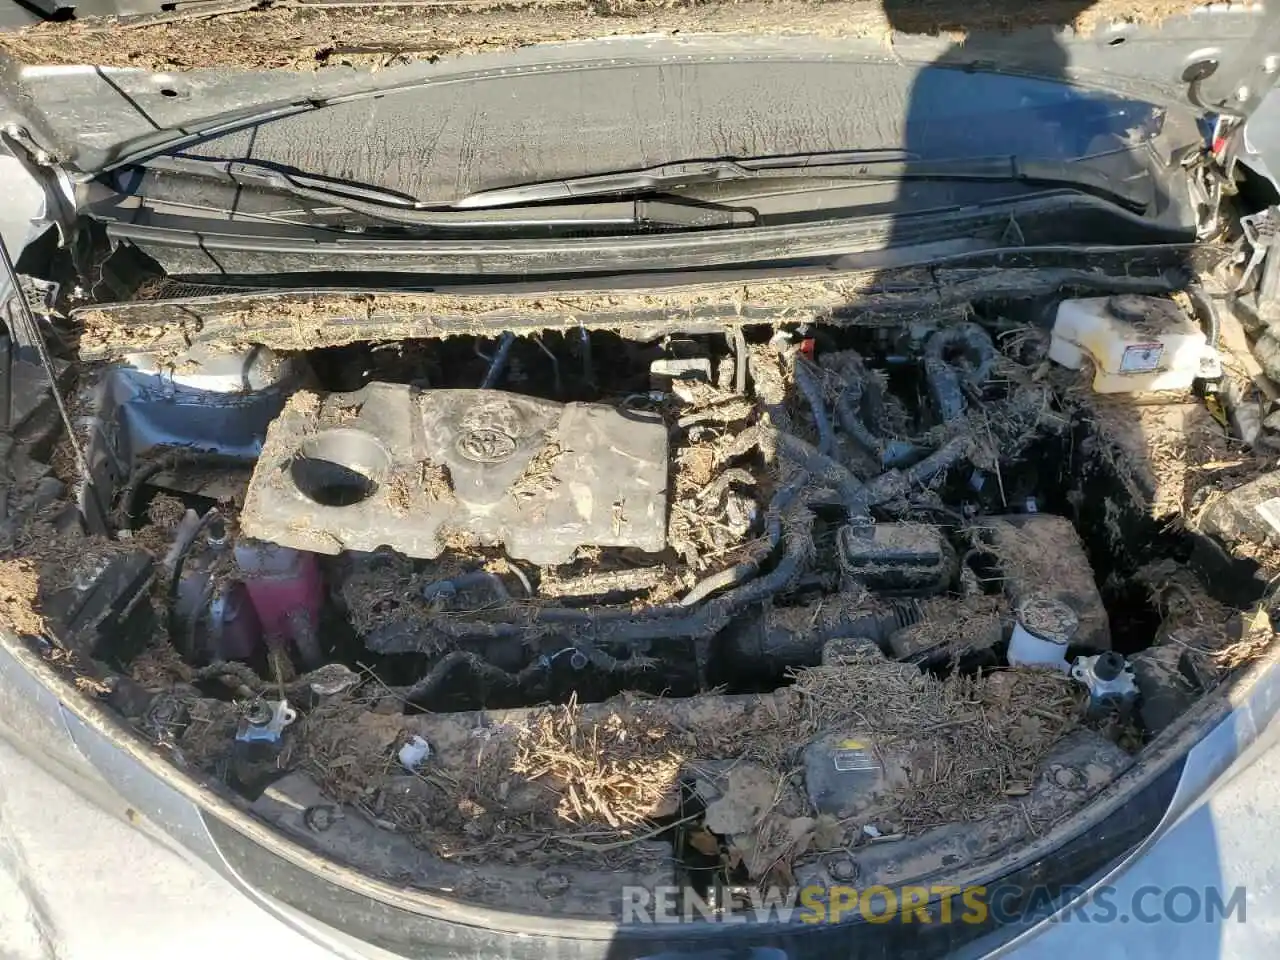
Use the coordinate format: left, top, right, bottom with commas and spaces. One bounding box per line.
127, 156, 757, 230
452, 152, 1151, 213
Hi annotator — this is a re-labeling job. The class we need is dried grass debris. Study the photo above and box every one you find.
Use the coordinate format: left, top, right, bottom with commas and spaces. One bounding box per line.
787, 648, 1086, 826
419, 461, 454, 503
146, 493, 188, 530
341, 555, 426, 634
130, 639, 195, 688
1211, 608, 1274, 671
511, 699, 686, 829
0, 559, 46, 635
510, 441, 563, 504
0, 2, 1210, 73
890, 595, 1006, 661
284, 646, 1089, 873
1083, 395, 1251, 521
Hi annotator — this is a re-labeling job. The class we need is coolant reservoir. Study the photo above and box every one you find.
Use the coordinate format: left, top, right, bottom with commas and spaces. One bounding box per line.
1049, 294, 1210, 393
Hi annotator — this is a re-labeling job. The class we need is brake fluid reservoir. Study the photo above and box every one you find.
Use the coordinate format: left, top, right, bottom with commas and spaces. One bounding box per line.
1049, 294, 1211, 393
1008, 596, 1077, 672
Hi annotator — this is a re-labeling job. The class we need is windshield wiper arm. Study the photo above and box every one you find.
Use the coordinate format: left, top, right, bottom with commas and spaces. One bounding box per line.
453, 152, 1150, 213
129, 156, 757, 230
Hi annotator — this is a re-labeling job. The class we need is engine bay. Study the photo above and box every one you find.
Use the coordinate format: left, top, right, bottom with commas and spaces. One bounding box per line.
128, 319, 1104, 711
4, 294, 1272, 917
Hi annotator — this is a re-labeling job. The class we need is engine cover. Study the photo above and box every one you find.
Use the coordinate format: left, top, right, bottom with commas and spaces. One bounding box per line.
241, 384, 668, 564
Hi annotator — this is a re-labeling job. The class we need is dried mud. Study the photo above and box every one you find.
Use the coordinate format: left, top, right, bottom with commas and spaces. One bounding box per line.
1085, 393, 1259, 522
74, 275, 905, 359
0, 559, 45, 636
72, 251, 1202, 360
280, 649, 1090, 874
1, 2, 1207, 72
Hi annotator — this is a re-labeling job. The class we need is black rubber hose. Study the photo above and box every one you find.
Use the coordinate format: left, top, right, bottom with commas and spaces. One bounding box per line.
680, 478, 789, 606
794, 360, 837, 455
163, 505, 225, 660
420, 570, 510, 603
481, 332, 516, 389
1186, 283, 1221, 351
164, 506, 222, 599
924, 324, 996, 422
118, 449, 250, 529
404, 650, 545, 704
775, 432, 867, 517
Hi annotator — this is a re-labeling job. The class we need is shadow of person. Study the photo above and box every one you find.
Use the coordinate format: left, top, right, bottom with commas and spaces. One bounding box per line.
875, 0, 1182, 259
879, 0, 1141, 215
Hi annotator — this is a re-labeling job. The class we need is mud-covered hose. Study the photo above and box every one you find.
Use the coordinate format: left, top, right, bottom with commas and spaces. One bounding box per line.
833, 390, 885, 459
713, 425, 865, 517
606, 502, 814, 644
680, 478, 788, 606
367, 431, 823, 660
404, 650, 546, 704
404, 643, 651, 705
569, 644, 656, 673
697, 468, 756, 507
1185, 283, 1221, 350
775, 433, 867, 517
794, 360, 837, 455
420, 570, 510, 604
861, 436, 970, 509
924, 324, 996, 422
727, 598, 924, 665
809, 352, 885, 459
118, 449, 250, 529
372, 467, 809, 647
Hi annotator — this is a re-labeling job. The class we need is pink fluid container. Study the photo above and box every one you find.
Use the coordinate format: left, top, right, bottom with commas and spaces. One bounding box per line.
234, 540, 325, 667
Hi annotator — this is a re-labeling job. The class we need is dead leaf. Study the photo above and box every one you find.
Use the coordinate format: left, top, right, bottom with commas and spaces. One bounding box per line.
785, 815, 816, 858
764, 858, 796, 890
812, 814, 845, 851
687, 827, 721, 857
728, 835, 758, 874
703, 763, 777, 835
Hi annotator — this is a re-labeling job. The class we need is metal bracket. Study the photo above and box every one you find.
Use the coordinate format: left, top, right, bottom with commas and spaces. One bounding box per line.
1186, 117, 1246, 241
1237, 207, 1279, 292
0, 126, 75, 247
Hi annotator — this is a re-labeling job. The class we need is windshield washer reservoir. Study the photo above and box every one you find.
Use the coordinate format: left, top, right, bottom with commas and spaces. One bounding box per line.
1049, 294, 1212, 393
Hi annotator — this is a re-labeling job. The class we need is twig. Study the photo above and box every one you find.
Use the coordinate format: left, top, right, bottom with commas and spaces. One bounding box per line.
549, 811, 700, 851
354, 660, 413, 706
